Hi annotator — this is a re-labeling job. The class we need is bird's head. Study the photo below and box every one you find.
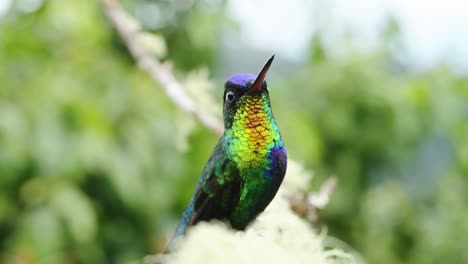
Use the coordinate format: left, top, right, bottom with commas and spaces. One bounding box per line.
223, 55, 275, 130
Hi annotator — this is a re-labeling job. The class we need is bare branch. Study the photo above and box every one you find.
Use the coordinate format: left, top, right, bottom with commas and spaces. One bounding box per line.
289, 176, 338, 226
103, 0, 224, 136
308, 176, 338, 210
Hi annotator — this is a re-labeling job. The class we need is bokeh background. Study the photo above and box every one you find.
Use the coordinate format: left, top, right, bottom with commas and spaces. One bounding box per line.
1, 0, 467, 263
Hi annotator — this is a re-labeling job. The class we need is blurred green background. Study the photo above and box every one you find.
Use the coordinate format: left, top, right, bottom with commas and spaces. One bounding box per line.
1, 0, 467, 263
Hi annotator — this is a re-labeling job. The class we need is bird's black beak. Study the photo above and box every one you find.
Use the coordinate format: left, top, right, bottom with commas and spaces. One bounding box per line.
249, 55, 274, 92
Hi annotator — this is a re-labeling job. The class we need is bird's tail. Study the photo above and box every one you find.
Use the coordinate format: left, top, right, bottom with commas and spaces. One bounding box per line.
163, 198, 195, 253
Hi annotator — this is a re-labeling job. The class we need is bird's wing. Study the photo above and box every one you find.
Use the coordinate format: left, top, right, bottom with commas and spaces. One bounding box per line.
187, 139, 242, 226
164, 139, 242, 253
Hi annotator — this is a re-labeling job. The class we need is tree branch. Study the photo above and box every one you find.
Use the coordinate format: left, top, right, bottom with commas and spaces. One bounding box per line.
103, 0, 224, 136
289, 176, 337, 225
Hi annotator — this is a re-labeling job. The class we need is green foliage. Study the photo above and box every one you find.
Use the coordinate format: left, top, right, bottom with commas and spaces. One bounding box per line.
272, 46, 468, 263
1, 1, 467, 264
0, 1, 218, 263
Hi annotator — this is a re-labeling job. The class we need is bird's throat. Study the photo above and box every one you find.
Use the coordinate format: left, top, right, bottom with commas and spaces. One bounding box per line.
226, 94, 280, 169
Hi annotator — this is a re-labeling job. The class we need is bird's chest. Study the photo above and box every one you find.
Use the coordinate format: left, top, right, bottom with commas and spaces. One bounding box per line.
226, 127, 280, 172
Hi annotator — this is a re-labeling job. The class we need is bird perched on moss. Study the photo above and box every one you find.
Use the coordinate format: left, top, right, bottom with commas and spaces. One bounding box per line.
165, 55, 287, 252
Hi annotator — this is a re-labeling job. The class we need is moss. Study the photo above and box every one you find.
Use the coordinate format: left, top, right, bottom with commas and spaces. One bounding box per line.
156, 161, 359, 264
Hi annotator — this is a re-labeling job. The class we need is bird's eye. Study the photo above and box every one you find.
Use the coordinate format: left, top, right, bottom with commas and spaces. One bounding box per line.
225, 91, 236, 103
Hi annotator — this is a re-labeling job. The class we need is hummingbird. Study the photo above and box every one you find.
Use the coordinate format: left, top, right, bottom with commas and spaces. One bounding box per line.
165, 55, 287, 252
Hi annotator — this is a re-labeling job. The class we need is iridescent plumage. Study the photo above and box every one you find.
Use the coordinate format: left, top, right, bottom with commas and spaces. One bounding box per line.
165, 56, 287, 252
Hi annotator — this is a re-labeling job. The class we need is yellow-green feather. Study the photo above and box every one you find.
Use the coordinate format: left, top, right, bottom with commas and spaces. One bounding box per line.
226, 93, 281, 169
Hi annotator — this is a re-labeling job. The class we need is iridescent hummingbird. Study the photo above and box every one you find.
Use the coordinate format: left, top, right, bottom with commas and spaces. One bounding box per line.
165, 55, 287, 252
